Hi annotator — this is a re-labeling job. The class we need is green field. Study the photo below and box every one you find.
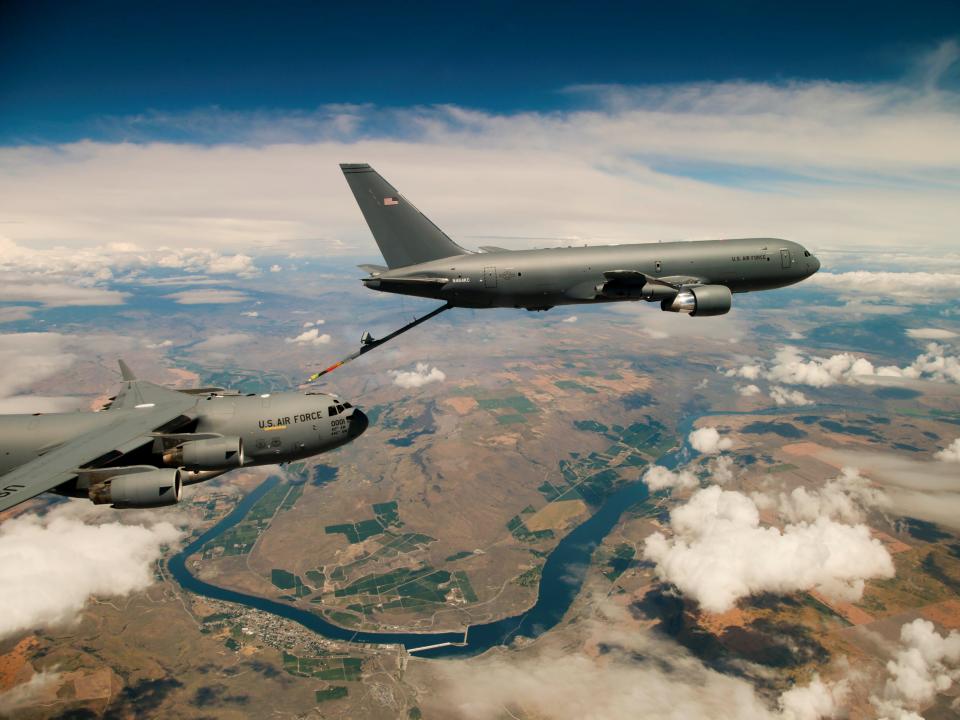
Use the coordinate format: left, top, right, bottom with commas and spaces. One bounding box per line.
554, 379, 598, 393
271, 569, 311, 597
315, 686, 348, 703
283, 651, 363, 681
323, 563, 481, 614
325, 500, 403, 543
202, 480, 303, 557
507, 515, 555, 542
445, 550, 474, 562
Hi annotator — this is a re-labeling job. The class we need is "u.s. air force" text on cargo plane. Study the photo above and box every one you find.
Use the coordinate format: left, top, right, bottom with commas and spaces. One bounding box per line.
0, 361, 367, 513
341, 164, 820, 316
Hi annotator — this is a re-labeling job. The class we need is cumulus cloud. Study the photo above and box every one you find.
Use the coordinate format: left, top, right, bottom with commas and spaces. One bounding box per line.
777, 468, 890, 525
0, 332, 82, 413
241, 310, 259, 317
390, 362, 446, 389
285, 328, 331, 346
872, 619, 960, 720
643, 465, 698, 492
643, 485, 894, 613
737, 384, 761, 397
727, 343, 960, 391
689, 427, 732, 455
934, 438, 960, 462
770, 386, 813, 406
0, 503, 183, 639
822, 448, 960, 531
435, 599, 848, 720
270, 264, 282, 272
562, 316, 578, 323
165, 289, 250, 304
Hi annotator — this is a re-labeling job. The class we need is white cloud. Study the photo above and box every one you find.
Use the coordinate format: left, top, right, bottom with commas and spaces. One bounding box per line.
872, 619, 960, 720
808, 272, 960, 304
390, 362, 446, 389
0, 237, 259, 314
0, 276, 127, 307
191, 333, 253, 353
165, 289, 250, 304
2, 69, 960, 263
767, 346, 876, 388
777, 468, 890, 525
269, 264, 282, 272
770, 386, 813, 406
934, 438, 960, 462
727, 363, 763, 381
145, 339, 174, 349
0, 503, 182, 640
710, 455, 736, 485
562, 315, 578, 323
907, 327, 957, 340
241, 310, 259, 317
436, 599, 849, 720
0, 670, 63, 716
285, 328, 331, 346
823, 448, 960, 532
643, 465, 698, 491
643, 485, 894, 613
737, 384, 761, 397
0, 333, 75, 399
729, 343, 960, 391
689, 427, 732, 455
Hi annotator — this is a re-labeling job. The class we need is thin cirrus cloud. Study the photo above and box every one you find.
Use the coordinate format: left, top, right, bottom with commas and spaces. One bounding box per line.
164, 289, 251, 305
0, 50, 959, 260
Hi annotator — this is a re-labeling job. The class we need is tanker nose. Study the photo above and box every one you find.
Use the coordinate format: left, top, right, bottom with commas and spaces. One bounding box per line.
807, 254, 820, 275
348, 409, 369, 438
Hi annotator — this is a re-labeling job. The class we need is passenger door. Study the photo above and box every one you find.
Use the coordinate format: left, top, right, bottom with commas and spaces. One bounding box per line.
483, 266, 498, 288
780, 249, 791, 269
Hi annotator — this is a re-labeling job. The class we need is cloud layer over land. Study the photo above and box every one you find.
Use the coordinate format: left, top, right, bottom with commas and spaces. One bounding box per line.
2, 61, 959, 262
0, 504, 182, 640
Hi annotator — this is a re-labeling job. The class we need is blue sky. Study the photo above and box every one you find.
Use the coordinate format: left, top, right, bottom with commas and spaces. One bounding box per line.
2, 0, 959, 143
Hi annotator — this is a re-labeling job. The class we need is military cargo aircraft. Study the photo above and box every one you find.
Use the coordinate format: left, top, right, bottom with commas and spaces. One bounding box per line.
0, 361, 368, 513
341, 164, 820, 315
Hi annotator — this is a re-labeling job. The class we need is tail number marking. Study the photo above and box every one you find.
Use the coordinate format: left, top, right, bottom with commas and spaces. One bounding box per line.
0, 484, 26, 498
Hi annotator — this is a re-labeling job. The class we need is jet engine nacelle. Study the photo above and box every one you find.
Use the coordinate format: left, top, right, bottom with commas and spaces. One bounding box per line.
89, 468, 182, 508
661, 284, 732, 316
163, 437, 244, 470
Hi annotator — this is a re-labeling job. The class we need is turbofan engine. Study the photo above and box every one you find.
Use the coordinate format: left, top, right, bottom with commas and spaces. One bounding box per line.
88, 468, 182, 508
661, 284, 732, 316
163, 436, 244, 470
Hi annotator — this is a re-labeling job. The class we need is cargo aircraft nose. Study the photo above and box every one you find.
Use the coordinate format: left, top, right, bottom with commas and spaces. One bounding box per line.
348, 408, 369, 438
801, 248, 820, 275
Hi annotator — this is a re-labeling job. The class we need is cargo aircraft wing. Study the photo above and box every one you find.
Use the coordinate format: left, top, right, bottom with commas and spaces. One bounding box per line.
0, 363, 197, 513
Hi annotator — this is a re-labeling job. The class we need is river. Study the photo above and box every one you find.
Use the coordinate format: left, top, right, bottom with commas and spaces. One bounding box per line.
169, 406, 828, 658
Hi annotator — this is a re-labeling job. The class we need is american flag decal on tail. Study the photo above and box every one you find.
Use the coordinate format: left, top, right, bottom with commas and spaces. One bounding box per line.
383, 196, 399, 206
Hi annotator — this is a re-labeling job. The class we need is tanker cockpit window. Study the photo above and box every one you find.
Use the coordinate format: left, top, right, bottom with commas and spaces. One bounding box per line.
328, 406, 337, 417
342, 402, 352, 409
336, 404, 344, 413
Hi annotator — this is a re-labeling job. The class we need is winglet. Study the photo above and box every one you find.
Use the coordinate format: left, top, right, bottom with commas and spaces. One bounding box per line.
118, 359, 137, 381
